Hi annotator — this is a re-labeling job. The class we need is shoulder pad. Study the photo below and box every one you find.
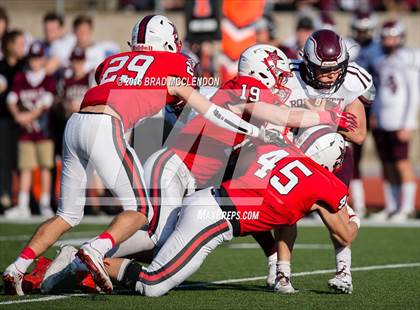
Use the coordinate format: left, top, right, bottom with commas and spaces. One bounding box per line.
344, 62, 372, 93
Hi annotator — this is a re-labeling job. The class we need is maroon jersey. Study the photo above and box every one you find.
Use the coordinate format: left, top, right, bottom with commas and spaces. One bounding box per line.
171, 76, 283, 186
80, 51, 194, 130
59, 68, 93, 116
9, 71, 55, 141
221, 144, 348, 236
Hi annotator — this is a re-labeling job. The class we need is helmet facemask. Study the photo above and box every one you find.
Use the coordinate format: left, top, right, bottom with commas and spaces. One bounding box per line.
303, 58, 348, 93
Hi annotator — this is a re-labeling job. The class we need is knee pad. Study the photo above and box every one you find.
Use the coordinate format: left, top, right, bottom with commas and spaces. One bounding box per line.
56, 212, 83, 227
121, 260, 143, 291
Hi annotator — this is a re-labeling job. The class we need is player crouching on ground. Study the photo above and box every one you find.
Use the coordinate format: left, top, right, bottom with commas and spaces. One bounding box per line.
104, 137, 360, 297
42, 132, 360, 296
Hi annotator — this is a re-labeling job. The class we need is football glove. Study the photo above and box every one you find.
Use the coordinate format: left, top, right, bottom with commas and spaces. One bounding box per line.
259, 126, 288, 147
318, 105, 358, 132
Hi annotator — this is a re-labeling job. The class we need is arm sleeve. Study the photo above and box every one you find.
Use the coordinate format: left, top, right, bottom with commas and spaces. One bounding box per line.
203, 103, 260, 137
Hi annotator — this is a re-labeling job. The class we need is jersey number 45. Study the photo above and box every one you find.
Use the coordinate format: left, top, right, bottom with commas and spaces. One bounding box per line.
254, 149, 313, 195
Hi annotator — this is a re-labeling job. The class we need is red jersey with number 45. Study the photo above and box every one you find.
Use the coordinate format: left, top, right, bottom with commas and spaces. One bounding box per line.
221, 144, 348, 236
171, 75, 283, 186
80, 51, 193, 130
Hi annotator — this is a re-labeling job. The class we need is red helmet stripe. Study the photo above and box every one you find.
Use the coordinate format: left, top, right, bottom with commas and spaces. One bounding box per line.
137, 15, 155, 44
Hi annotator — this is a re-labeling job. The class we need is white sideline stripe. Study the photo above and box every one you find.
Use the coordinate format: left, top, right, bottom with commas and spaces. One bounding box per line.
0, 294, 86, 305
180, 262, 420, 287
1, 263, 419, 305
227, 243, 331, 250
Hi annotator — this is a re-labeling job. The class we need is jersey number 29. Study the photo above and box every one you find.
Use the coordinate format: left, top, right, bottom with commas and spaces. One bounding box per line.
254, 149, 312, 194
100, 55, 155, 84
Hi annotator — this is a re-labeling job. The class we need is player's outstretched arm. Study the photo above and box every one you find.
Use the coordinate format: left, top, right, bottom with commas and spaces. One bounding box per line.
312, 203, 359, 247
167, 78, 260, 138
233, 102, 358, 131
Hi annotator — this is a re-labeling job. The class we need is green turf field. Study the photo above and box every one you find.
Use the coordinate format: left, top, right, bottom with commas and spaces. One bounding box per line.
0, 223, 419, 309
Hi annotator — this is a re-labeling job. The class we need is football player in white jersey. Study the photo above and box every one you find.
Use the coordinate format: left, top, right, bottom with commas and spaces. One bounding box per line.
274, 29, 374, 294
346, 11, 382, 217
370, 21, 419, 222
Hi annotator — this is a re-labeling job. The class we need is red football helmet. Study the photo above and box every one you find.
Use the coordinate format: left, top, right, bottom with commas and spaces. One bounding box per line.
302, 29, 349, 92
130, 15, 182, 53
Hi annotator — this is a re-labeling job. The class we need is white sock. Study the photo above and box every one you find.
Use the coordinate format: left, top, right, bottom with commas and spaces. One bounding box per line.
335, 246, 351, 274
400, 182, 417, 214
87, 237, 114, 257
117, 259, 131, 282
39, 192, 51, 210
383, 182, 399, 214
14, 257, 33, 274
350, 179, 365, 214
268, 252, 277, 264
276, 260, 291, 278
18, 192, 30, 209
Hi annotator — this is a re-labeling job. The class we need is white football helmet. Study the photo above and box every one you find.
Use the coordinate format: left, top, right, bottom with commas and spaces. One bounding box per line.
238, 44, 292, 95
130, 15, 181, 53
294, 125, 345, 172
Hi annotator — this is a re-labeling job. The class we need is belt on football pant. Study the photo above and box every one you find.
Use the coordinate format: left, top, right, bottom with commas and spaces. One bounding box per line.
211, 187, 240, 237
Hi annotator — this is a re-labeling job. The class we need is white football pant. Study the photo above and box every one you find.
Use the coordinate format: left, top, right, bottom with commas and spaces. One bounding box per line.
57, 113, 151, 227
135, 188, 233, 297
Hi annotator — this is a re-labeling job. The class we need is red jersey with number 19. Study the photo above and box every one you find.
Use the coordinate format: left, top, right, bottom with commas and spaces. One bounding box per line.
80, 51, 193, 130
171, 76, 283, 185
221, 144, 348, 236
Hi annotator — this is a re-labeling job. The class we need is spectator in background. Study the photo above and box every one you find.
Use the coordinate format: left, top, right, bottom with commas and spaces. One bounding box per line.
0, 30, 26, 214
370, 21, 420, 222
282, 15, 315, 58
42, 12, 76, 75
347, 11, 382, 217
0, 6, 9, 60
5, 42, 55, 219
54, 47, 94, 155
72, 15, 119, 74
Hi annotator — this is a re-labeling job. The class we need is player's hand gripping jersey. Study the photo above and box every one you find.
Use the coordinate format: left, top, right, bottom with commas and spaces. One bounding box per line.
220, 144, 349, 236
80, 51, 194, 130
171, 76, 283, 185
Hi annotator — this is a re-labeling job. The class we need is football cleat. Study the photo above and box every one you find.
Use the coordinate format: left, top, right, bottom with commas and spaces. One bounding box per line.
3, 264, 24, 295
41, 245, 78, 293
274, 272, 297, 294
76, 245, 113, 294
266, 254, 277, 288
76, 271, 100, 293
23, 256, 52, 292
328, 270, 353, 294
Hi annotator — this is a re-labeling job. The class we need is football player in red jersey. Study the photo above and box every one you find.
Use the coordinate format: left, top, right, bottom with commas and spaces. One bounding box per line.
39, 44, 358, 294
2, 15, 272, 296
99, 140, 359, 297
